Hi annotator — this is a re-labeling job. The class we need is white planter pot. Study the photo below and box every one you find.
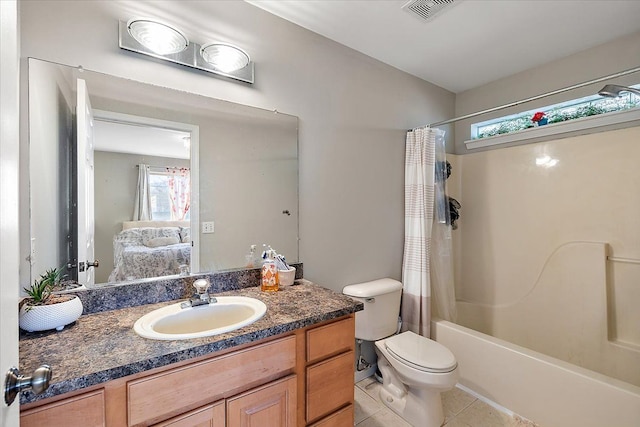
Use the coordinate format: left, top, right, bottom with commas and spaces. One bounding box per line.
19, 296, 83, 332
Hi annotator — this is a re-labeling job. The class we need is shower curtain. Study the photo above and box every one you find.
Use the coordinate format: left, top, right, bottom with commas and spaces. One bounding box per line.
402, 127, 456, 338
133, 163, 152, 221
402, 128, 436, 337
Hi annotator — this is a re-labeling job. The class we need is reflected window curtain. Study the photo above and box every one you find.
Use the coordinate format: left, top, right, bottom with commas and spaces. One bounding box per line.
133, 163, 152, 220
401, 127, 436, 337
431, 129, 457, 323
167, 167, 190, 220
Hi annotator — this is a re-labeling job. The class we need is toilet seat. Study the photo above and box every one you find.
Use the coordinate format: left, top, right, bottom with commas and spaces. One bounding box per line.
385, 331, 457, 373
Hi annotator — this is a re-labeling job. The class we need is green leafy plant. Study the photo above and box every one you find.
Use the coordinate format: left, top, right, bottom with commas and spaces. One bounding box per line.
22, 267, 64, 308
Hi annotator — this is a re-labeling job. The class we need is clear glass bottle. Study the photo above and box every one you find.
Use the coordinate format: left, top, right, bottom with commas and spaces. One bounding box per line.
245, 245, 257, 268
261, 250, 279, 292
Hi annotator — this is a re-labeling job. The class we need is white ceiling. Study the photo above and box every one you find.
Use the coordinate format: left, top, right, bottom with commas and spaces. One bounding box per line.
246, 0, 640, 93
94, 120, 190, 160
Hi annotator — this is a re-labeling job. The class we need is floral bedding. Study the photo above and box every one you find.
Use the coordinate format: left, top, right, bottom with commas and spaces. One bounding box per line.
108, 226, 191, 282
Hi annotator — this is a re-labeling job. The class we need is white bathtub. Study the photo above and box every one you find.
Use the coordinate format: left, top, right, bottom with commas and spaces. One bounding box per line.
432, 319, 640, 427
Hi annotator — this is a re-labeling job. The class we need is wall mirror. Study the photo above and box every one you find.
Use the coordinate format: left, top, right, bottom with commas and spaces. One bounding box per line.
27, 58, 298, 288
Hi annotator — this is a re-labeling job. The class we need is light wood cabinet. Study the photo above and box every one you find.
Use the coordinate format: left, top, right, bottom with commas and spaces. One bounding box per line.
306, 317, 354, 364
306, 351, 354, 422
20, 314, 356, 427
226, 376, 296, 427
308, 404, 354, 427
152, 401, 225, 427
21, 389, 105, 427
305, 315, 355, 426
128, 336, 295, 426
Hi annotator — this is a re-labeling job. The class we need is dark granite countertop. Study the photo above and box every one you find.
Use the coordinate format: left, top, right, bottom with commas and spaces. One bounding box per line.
19, 280, 363, 404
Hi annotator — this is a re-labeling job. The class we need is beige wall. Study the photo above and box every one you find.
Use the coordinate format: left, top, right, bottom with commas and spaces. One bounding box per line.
19, 0, 455, 292
197, 114, 299, 273
453, 31, 640, 153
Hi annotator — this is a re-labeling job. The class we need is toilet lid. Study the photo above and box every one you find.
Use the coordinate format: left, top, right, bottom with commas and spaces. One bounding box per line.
385, 331, 457, 373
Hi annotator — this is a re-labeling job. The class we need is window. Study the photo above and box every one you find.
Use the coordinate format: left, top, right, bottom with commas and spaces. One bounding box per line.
148, 167, 191, 221
470, 87, 640, 141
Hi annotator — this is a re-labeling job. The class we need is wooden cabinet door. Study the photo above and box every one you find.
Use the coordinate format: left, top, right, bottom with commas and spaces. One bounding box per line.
226, 375, 296, 427
152, 401, 225, 427
21, 390, 105, 427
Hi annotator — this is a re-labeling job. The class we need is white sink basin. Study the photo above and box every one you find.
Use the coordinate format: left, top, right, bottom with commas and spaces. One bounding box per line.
133, 296, 267, 340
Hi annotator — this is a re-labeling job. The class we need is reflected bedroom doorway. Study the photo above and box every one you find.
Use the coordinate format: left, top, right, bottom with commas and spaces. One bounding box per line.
91, 111, 200, 284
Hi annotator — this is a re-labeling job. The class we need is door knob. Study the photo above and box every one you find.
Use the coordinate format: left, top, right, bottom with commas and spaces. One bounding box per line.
86, 259, 99, 268
4, 365, 52, 405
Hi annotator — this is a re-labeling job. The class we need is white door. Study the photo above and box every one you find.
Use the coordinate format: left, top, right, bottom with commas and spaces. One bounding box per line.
1, 0, 21, 425
76, 79, 97, 286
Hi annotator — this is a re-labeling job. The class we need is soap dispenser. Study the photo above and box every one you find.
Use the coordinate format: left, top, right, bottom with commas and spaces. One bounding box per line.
245, 245, 258, 268
261, 249, 279, 292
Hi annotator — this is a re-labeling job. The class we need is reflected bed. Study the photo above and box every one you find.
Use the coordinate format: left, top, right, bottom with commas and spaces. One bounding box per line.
108, 221, 190, 282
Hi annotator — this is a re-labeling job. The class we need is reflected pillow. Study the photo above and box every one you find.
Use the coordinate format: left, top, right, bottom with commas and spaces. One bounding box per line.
141, 227, 181, 246
179, 226, 191, 243
145, 236, 180, 247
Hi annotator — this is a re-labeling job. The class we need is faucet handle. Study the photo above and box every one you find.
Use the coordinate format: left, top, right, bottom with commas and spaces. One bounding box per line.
193, 279, 210, 296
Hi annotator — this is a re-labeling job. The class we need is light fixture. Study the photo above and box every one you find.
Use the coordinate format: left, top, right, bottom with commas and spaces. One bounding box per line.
598, 84, 640, 98
200, 43, 250, 73
127, 19, 189, 55
119, 20, 254, 84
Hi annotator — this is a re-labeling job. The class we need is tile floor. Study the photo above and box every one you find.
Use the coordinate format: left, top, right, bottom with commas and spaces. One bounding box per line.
355, 377, 539, 427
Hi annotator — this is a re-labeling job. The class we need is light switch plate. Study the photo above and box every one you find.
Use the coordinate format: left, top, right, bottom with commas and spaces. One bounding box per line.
202, 222, 215, 233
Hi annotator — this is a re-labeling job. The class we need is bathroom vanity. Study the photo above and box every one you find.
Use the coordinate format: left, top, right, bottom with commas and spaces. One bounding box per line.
19, 280, 362, 426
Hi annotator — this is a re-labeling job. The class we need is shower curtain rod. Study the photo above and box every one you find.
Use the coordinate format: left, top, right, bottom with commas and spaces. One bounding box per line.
412, 64, 640, 130
135, 165, 189, 172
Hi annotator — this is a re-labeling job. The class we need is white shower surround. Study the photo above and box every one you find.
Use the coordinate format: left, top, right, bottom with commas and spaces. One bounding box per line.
440, 126, 640, 425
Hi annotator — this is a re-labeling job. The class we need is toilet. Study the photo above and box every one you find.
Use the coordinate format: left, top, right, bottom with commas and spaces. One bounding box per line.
343, 278, 459, 427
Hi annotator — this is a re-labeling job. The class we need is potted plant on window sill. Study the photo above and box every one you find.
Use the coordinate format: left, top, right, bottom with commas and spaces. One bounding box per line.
19, 267, 83, 332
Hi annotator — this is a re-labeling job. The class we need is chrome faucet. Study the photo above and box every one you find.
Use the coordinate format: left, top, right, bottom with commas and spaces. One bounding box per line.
181, 278, 217, 308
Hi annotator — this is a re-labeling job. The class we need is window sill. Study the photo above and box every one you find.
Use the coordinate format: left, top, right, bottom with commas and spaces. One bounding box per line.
464, 107, 640, 150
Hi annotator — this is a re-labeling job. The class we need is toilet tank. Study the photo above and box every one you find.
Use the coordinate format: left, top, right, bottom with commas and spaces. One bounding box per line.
343, 278, 403, 341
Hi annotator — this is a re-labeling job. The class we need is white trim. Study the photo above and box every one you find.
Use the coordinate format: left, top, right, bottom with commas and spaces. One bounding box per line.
455, 383, 515, 417
93, 109, 195, 133
465, 107, 640, 150
0, 0, 21, 420
190, 126, 200, 273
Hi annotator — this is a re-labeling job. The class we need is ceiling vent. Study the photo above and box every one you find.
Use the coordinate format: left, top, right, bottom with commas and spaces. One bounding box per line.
402, 0, 459, 22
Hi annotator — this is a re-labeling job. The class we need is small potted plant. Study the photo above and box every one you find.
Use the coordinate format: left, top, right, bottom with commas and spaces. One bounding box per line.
531, 111, 548, 126
19, 267, 83, 332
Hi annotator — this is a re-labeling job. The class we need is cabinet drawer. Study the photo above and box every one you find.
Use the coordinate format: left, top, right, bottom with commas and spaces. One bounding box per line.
21, 389, 105, 427
308, 404, 353, 427
152, 401, 225, 427
306, 317, 354, 363
128, 336, 296, 426
306, 351, 354, 423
